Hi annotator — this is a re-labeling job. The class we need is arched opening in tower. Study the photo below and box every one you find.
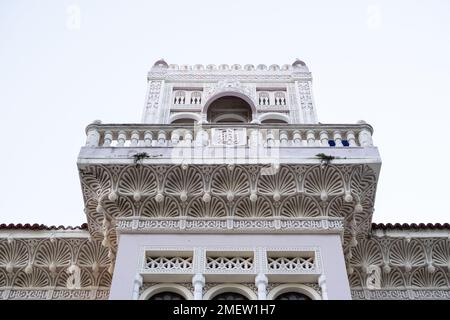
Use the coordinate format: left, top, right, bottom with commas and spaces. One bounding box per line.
207, 96, 253, 123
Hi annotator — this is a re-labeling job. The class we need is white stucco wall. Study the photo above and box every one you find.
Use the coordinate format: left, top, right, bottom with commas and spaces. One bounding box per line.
109, 233, 351, 300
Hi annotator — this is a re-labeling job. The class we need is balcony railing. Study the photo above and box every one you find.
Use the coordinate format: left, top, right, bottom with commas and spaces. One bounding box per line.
84, 122, 374, 149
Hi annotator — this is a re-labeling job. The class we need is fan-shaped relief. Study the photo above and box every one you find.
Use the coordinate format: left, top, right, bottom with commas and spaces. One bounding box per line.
34, 240, 71, 268
140, 195, 180, 218
103, 196, 135, 219
77, 240, 111, 267
13, 267, 51, 288
118, 166, 157, 196
97, 268, 112, 287
381, 267, 405, 288
303, 166, 344, 196
410, 267, 448, 288
280, 195, 321, 217
187, 196, 227, 217
342, 232, 353, 252
327, 196, 354, 217
257, 166, 296, 197
55, 267, 95, 288
164, 166, 204, 196
211, 166, 250, 196
432, 239, 450, 267
349, 239, 383, 267
86, 219, 104, 241
85, 198, 104, 226
0, 268, 9, 286
348, 268, 363, 288
80, 165, 112, 198
350, 165, 377, 197
389, 239, 426, 268
234, 195, 273, 218
0, 239, 29, 268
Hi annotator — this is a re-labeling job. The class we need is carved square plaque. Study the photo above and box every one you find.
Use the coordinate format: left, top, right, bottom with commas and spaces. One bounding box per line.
211, 128, 247, 146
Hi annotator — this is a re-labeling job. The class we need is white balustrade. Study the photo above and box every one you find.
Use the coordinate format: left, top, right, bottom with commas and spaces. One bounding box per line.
84, 122, 375, 149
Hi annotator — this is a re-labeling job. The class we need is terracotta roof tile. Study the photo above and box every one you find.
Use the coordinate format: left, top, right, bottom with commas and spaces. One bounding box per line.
372, 222, 450, 230
0, 223, 88, 231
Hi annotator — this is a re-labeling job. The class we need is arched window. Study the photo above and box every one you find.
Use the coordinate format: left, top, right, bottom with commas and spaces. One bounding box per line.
174, 91, 186, 105
274, 292, 311, 300
212, 292, 249, 300
261, 119, 288, 124
148, 291, 186, 300
207, 96, 253, 123
171, 118, 196, 125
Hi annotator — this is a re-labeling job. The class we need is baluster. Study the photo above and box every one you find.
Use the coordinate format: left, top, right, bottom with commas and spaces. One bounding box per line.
117, 130, 127, 147
158, 130, 167, 146
346, 130, 357, 147
103, 131, 113, 147
292, 130, 302, 146
184, 130, 193, 146
306, 130, 316, 146
171, 131, 180, 145
130, 130, 139, 147
333, 130, 343, 147
144, 130, 153, 147
279, 130, 288, 146
319, 130, 329, 147
266, 129, 275, 147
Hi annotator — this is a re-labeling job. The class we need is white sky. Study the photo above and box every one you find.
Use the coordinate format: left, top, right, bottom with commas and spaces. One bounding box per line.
1, 0, 449, 226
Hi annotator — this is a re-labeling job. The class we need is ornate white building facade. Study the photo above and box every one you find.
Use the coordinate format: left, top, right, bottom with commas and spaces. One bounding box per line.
1, 60, 450, 300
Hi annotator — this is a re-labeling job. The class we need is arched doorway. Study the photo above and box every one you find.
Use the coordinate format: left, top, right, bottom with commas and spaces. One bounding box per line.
206, 96, 253, 123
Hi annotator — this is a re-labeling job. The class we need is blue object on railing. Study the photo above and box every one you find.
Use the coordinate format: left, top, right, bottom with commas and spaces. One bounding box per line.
342, 140, 349, 147
328, 140, 336, 147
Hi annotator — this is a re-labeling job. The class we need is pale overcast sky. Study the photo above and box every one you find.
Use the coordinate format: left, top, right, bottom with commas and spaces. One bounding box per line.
1, 0, 449, 226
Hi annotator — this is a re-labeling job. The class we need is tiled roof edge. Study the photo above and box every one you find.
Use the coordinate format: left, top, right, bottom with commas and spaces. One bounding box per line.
372, 223, 450, 230
0, 223, 88, 231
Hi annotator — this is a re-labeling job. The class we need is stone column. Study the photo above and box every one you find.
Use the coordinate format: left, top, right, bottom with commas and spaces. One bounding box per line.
192, 273, 205, 300
255, 273, 268, 300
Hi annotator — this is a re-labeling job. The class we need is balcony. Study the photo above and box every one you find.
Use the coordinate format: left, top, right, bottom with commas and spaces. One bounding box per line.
80, 122, 380, 166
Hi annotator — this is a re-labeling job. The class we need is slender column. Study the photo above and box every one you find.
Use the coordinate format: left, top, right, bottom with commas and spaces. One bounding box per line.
318, 274, 328, 300
255, 273, 268, 300
192, 273, 205, 300
131, 273, 143, 300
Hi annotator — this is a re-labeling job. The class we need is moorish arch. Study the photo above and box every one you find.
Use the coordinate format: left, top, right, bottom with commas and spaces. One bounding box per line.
202, 92, 257, 123
169, 112, 201, 124
203, 284, 258, 300
139, 283, 194, 300
259, 112, 290, 124
267, 284, 321, 300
